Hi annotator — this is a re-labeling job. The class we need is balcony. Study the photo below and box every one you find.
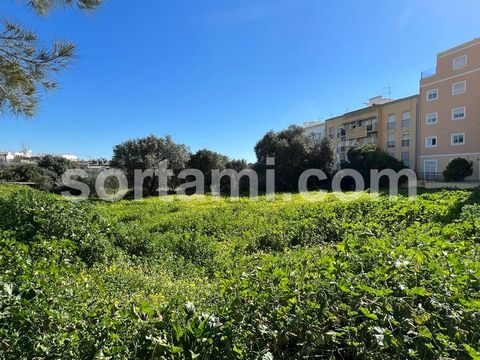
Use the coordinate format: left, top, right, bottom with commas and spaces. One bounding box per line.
345, 126, 367, 141
421, 67, 437, 80
366, 123, 378, 132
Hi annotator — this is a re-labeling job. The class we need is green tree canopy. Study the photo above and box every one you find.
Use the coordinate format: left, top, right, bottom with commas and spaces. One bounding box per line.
342, 144, 406, 188
111, 134, 191, 194
0, 0, 102, 117
254, 125, 334, 191
187, 149, 229, 191
38, 155, 73, 177
0, 163, 56, 190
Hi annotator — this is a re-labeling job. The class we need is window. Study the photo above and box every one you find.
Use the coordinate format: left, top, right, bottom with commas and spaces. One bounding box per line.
402, 112, 410, 128
452, 81, 466, 95
328, 127, 334, 139
401, 151, 410, 167
387, 134, 396, 148
424, 160, 438, 179
425, 136, 437, 148
387, 114, 396, 129
453, 55, 467, 70
426, 89, 438, 102
451, 133, 465, 145
452, 107, 466, 120
402, 133, 410, 147
426, 112, 438, 125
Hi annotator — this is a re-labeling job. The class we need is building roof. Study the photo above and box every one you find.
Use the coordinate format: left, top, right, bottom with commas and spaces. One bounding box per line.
438, 38, 480, 58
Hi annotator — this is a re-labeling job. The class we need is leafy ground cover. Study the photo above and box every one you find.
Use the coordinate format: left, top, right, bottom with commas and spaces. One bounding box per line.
1, 184, 480, 359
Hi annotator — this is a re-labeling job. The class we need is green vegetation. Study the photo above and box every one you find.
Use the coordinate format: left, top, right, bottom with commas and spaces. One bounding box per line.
342, 144, 407, 188
1, 184, 480, 359
444, 158, 474, 182
0, 156, 75, 191
254, 125, 334, 191
0, 0, 102, 117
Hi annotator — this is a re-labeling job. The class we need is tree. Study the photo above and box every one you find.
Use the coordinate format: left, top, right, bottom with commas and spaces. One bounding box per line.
0, 163, 56, 191
0, 0, 102, 117
342, 144, 406, 188
307, 137, 334, 175
254, 125, 333, 191
443, 158, 473, 181
187, 149, 229, 192
111, 135, 190, 194
38, 155, 73, 177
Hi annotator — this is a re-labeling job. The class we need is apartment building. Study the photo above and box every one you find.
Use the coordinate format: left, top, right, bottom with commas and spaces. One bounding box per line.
303, 120, 326, 142
302, 38, 480, 180
419, 38, 480, 181
305, 95, 418, 170
380, 96, 418, 169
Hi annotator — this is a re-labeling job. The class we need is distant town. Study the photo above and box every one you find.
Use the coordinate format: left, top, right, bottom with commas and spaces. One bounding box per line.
0, 146, 110, 171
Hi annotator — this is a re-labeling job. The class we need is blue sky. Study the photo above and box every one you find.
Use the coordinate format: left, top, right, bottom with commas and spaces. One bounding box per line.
1, 0, 480, 162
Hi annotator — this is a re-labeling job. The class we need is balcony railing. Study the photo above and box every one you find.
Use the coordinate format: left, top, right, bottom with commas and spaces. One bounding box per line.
417, 172, 445, 181
421, 67, 437, 80
387, 141, 396, 148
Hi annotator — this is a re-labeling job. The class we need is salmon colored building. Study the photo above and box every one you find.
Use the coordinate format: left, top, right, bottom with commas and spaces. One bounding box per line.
303, 38, 480, 181
419, 39, 480, 180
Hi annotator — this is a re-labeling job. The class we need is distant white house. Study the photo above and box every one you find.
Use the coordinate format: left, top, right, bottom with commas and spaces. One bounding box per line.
14, 149, 33, 158
62, 154, 79, 161
0, 151, 15, 163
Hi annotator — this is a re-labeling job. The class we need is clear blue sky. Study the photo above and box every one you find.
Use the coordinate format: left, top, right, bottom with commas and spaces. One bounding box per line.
1, 0, 479, 162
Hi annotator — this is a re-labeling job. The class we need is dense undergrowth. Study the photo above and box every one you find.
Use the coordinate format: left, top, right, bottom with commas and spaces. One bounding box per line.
1, 184, 480, 359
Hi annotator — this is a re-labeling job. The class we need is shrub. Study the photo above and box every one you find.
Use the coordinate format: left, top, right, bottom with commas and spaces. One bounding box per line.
443, 158, 473, 181
0, 163, 57, 191
0, 188, 114, 264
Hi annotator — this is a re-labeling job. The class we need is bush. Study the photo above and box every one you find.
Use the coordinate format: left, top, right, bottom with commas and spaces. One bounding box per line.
443, 158, 473, 181
37, 155, 73, 177
341, 144, 406, 189
0, 163, 57, 191
0, 188, 114, 264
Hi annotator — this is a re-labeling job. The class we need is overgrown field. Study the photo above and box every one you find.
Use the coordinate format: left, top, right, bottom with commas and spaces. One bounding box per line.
1, 184, 480, 359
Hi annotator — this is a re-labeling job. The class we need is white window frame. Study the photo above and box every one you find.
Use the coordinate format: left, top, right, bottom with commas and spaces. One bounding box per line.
451, 107, 466, 120
451, 133, 465, 145
453, 55, 467, 70
425, 112, 438, 125
424, 159, 438, 175
402, 111, 410, 127
387, 114, 396, 129
426, 89, 438, 102
452, 81, 466, 95
425, 136, 438, 148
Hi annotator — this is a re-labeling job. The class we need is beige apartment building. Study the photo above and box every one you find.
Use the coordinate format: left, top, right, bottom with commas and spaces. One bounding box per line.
312, 95, 418, 169
303, 38, 480, 181
419, 38, 480, 181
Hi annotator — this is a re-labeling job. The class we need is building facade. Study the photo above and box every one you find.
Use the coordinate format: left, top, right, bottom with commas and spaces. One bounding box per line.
302, 38, 480, 181
0, 151, 15, 163
379, 96, 418, 170
303, 120, 326, 142
419, 38, 480, 181
304, 95, 418, 170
